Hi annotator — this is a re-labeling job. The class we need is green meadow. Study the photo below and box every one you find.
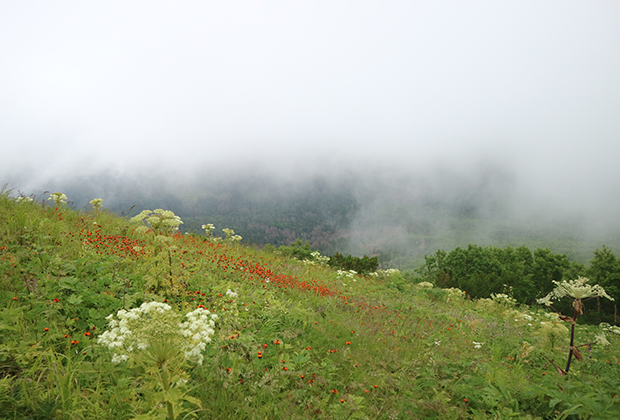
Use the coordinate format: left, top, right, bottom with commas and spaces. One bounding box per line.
1, 190, 619, 419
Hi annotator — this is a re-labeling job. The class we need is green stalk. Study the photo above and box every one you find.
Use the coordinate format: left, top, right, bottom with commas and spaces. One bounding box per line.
161, 366, 175, 420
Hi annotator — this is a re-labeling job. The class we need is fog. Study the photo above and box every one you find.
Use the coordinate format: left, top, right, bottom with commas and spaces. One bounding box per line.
2, 1, 620, 264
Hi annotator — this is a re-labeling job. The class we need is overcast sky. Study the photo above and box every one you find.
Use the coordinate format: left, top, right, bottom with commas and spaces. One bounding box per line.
1, 1, 620, 220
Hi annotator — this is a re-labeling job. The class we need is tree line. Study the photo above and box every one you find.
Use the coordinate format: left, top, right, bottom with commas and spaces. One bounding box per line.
415, 244, 619, 323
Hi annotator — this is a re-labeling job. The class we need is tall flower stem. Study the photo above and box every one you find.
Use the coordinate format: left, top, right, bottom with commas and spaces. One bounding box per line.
161, 366, 175, 420
565, 309, 578, 373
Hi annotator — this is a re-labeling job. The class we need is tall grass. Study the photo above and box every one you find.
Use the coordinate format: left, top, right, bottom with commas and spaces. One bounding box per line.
1, 188, 619, 419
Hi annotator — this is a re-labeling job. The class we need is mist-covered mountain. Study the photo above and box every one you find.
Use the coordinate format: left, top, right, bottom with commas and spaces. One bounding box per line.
7, 160, 620, 271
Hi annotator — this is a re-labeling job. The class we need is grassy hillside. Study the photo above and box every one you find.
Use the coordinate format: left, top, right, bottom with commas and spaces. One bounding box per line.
1, 191, 620, 419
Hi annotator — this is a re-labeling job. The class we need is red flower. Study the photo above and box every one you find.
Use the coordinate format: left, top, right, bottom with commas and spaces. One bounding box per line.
44, 327, 49, 332
53, 298, 60, 303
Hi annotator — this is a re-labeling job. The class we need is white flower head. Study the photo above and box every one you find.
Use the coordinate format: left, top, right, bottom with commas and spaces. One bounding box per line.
100, 302, 216, 365
538, 277, 614, 305
595, 332, 610, 346
48, 192, 67, 206
89, 198, 103, 210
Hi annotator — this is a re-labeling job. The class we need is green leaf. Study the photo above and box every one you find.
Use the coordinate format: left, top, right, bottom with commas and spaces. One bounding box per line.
67, 294, 83, 306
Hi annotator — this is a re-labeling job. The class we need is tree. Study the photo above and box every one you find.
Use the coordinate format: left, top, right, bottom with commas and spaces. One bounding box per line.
587, 246, 620, 322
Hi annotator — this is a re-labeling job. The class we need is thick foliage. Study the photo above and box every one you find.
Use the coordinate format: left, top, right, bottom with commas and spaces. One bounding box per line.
328, 252, 379, 275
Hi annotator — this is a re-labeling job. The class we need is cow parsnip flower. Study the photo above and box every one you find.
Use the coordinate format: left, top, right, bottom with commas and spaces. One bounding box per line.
89, 198, 103, 210
491, 293, 517, 306
99, 302, 217, 365
537, 277, 614, 306
48, 192, 67, 206
595, 332, 610, 346
202, 224, 215, 238
130, 209, 183, 232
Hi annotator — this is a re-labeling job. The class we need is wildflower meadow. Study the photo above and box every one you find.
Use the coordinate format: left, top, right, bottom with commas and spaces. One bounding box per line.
1, 189, 619, 419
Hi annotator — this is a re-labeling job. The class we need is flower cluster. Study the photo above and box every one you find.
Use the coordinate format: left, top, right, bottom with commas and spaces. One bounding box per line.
336, 270, 357, 280
595, 332, 610, 346
490, 293, 517, 306
202, 224, 215, 238
537, 277, 614, 306
48, 192, 67, 206
301, 251, 330, 266
416, 282, 434, 289
180, 308, 219, 364
222, 228, 242, 244
98, 302, 218, 365
600, 322, 620, 335
369, 268, 401, 277
89, 198, 103, 210
16, 196, 33, 203
130, 209, 184, 232
444, 288, 466, 298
